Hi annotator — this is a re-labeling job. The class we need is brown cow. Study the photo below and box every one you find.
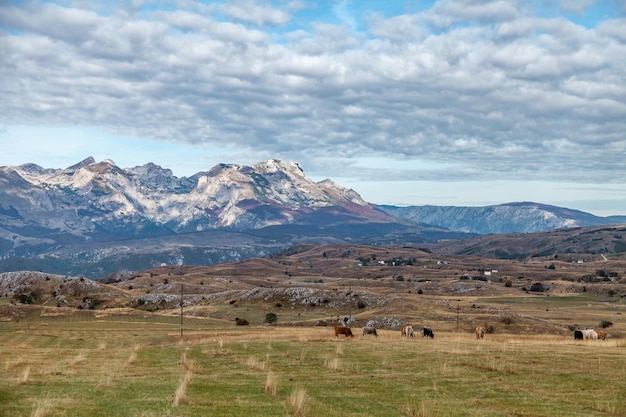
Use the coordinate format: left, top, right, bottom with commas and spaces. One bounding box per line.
334, 325, 354, 338
475, 326, 485, 339
401, 324, 415, 338
596, 330, 608, 340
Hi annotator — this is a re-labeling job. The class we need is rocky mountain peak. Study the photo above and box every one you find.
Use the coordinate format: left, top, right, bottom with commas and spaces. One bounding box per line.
67, 156, 97, 171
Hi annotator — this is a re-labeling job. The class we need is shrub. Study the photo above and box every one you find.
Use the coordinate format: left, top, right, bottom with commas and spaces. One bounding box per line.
265, 312, 278, 325
600, 320, 613, 329
579, 275, 597, 283
357, 300, 366, 309
529, 282, 545, 292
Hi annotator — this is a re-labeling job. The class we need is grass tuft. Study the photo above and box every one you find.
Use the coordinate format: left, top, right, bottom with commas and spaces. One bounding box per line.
173, 370, 192, 407
18, 365, 31, 385
288, 387, 307, 417
243, 355, 266, 371
264, 371, 278, 397
31, 398, 54, 417
324, 356, 340, 371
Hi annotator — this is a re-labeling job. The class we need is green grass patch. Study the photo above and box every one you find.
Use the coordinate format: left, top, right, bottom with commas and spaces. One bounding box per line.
1, 316, 625, 417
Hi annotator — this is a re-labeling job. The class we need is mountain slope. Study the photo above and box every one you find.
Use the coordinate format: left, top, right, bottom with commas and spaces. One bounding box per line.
1, 157, 623, 278
379, 202, 624, 234
0, 158, 441, 277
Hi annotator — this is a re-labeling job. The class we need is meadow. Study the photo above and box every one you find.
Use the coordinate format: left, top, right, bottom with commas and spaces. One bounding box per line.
1, 308, 624, 417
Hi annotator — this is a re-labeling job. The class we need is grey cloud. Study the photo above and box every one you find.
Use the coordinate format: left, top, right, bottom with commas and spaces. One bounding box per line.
366, 13, 429, 42
1, 1, 625, 185
219, 0, 291, 26
559, 0, 596, 15
426, 0, 524, 27
0, 3, 100, 42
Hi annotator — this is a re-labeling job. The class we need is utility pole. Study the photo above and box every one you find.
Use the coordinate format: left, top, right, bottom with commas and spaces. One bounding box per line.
348, 286, 352, 323
180, 276, 184, 338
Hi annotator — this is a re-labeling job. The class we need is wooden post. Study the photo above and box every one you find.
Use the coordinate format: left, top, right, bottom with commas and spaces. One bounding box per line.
180, 276, 184, 338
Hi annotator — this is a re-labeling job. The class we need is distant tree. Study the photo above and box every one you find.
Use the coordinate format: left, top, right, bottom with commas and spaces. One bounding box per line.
265, 312, 278, 325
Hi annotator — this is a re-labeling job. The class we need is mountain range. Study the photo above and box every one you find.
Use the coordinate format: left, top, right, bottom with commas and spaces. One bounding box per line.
1, 157, 624, 278
380, 202, 626, 235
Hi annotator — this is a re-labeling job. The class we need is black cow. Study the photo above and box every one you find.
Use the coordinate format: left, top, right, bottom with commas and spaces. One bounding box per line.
574, 330, 583, 340
362, 326, 378, 337
422, 326, 434, 338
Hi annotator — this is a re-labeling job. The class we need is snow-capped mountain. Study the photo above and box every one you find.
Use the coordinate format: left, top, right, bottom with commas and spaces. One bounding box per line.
1, 158, 413, 276
1, 157, 623, 278
0, 157, 394, 236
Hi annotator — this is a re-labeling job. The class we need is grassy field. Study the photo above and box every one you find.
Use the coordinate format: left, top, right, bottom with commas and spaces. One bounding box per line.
1, 309, 625, 417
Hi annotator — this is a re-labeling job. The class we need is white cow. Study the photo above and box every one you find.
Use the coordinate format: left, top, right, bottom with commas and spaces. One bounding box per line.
581, 329, 598, 340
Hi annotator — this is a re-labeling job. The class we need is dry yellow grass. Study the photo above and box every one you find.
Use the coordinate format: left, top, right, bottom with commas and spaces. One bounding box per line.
264, 371, 278, 397
1, 293, 624, 417
288, 388, 308, 417
30, 398, 54, 417
173, 370, 192, 407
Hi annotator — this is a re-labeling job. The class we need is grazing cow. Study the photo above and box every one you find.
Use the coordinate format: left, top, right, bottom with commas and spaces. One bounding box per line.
362, 326, 378, 337
574, 330, 584, 340
401, 324, 415, 338
475, 326, 485, 339
581, 329, 598, 340
596, 330, 608, 340
334, 325, 354, 338
422, 326, 434, 338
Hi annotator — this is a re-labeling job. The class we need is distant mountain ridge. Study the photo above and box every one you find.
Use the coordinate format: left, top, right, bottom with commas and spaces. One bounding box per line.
0, 157, 433, 277
1, 157, 390, 234
1, 157, 624, 277
379, 202, 626, 235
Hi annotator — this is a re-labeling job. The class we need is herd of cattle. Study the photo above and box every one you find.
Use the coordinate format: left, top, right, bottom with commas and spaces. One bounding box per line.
573, 328, 610, 340
334, 324, 610, 341
334, 324, 435, 339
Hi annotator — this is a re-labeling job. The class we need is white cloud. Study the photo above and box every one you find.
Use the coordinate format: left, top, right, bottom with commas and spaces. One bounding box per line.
0, 0, 625, 213
219, 0, 292, 26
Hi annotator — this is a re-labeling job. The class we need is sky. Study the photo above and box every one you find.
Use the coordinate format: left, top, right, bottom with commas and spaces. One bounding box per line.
1, 0, 625, 216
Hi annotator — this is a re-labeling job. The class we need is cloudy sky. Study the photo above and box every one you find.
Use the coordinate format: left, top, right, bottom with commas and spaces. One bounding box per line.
1, 0, 625, 215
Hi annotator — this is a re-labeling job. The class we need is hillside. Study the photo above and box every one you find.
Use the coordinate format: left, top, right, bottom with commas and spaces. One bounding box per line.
427, 224, 626, 259
379, 202, 626, 234
0, 158, 456, 277
2, 158, 625, 278
3, 242, 624, 337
